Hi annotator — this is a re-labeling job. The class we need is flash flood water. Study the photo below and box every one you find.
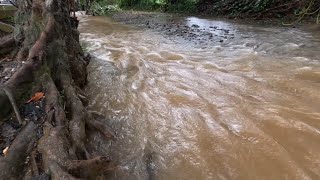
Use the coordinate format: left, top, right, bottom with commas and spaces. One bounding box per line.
79, 15, 320, 180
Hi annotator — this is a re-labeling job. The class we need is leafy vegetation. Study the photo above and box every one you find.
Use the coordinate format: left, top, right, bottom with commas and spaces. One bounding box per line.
86, 0, 320, 23
88, 0, 199, 13
91, 1, 120, 15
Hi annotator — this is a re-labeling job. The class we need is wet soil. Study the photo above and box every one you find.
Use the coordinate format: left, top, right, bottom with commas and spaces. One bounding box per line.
0, 98, 45, 156
0, 57, 23, 84
0, 46, 45, 156
0, 31, 20, 84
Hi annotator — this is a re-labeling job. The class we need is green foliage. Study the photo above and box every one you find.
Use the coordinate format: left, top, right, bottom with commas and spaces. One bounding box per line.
90, 0, 199, 12
117, 0, 167, 10
166, 0, 198, 12
90, 0, 121, 15
88, 0, 320, 23
253, 0, 274, 12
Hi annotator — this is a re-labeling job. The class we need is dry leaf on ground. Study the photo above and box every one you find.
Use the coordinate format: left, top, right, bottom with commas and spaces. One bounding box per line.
27, 92, 45, 103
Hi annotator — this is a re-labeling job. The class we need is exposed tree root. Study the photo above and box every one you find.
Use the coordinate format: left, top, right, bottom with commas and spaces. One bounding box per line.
0, 90, 11, 119
39, 76, 114, 178
0, 35, 15, 48
59, 72, 89, 159
76, 87, 89, 107
68, 156, 112, 179
0, 34, 16, 57
0, 122, 38, 179
0, 0, 115, 179
30, 151, 40, 177
2, 87, 23, 124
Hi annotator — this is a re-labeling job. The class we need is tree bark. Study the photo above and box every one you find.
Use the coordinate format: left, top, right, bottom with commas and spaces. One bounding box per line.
0, 0, 114, 179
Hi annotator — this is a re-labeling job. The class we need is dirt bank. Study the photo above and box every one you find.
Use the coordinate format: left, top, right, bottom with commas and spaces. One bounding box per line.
111, 10, 320, 47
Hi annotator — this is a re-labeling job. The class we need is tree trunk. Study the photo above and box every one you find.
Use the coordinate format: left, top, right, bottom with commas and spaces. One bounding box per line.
0, 0, 115, 179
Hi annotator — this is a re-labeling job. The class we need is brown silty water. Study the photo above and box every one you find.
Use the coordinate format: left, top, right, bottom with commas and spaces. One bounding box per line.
78, 14, 320, 180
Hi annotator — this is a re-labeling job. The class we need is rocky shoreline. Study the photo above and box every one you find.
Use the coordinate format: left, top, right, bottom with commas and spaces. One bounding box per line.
112, 11, 236, 46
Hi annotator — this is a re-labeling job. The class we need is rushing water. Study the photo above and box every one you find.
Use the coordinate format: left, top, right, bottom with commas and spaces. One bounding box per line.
79, 15, 320, 180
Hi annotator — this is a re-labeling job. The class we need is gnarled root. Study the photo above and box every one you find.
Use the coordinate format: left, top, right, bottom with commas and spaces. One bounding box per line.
38, 70, 114, 179
39, 122, 78, 180
59, 73, 89, 159
0, 35, 16, 57
0, 0, 116, 179
68, 156, 112, 179
0, 122, 38, 179
2, 87, 23, 124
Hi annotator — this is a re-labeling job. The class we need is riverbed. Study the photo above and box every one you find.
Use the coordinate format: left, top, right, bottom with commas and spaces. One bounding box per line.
79, 13, 320, 180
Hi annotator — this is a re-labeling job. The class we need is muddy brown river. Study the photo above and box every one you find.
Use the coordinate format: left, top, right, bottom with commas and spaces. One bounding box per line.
78, 14, 320, 180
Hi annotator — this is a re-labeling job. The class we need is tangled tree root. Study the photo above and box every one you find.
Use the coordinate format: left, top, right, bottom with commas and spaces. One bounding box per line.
0, 0, 116, 179
0, 122, 38, 179
0, 34, 16, 57
2, 87, 23, 124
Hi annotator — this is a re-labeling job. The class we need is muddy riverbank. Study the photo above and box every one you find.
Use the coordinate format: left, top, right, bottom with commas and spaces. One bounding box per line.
112, 11, 236, 46
111, 11, 317, 48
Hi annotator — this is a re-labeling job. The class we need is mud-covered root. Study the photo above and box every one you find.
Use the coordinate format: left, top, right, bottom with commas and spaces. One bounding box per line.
59, 73, 88, 158
38, 75, 115, 179
39, 122, 79, 180
68, 156, 112, 179
36, 75, 77, 179
40, 124, 115, 179
2, 87, 23, 124
86, 113, 116, 140
76, 87, 89, 107
39, 122, 115, 179
0, 34, 16, 57
0, 34, 15, 47
0, 122, 38, 179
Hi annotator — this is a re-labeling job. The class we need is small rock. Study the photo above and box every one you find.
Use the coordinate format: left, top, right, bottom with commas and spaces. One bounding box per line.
192, 24, 200, 28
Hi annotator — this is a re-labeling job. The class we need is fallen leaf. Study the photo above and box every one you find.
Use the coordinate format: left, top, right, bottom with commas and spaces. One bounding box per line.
3, 147, 9, 155
27, 92, 45, 103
